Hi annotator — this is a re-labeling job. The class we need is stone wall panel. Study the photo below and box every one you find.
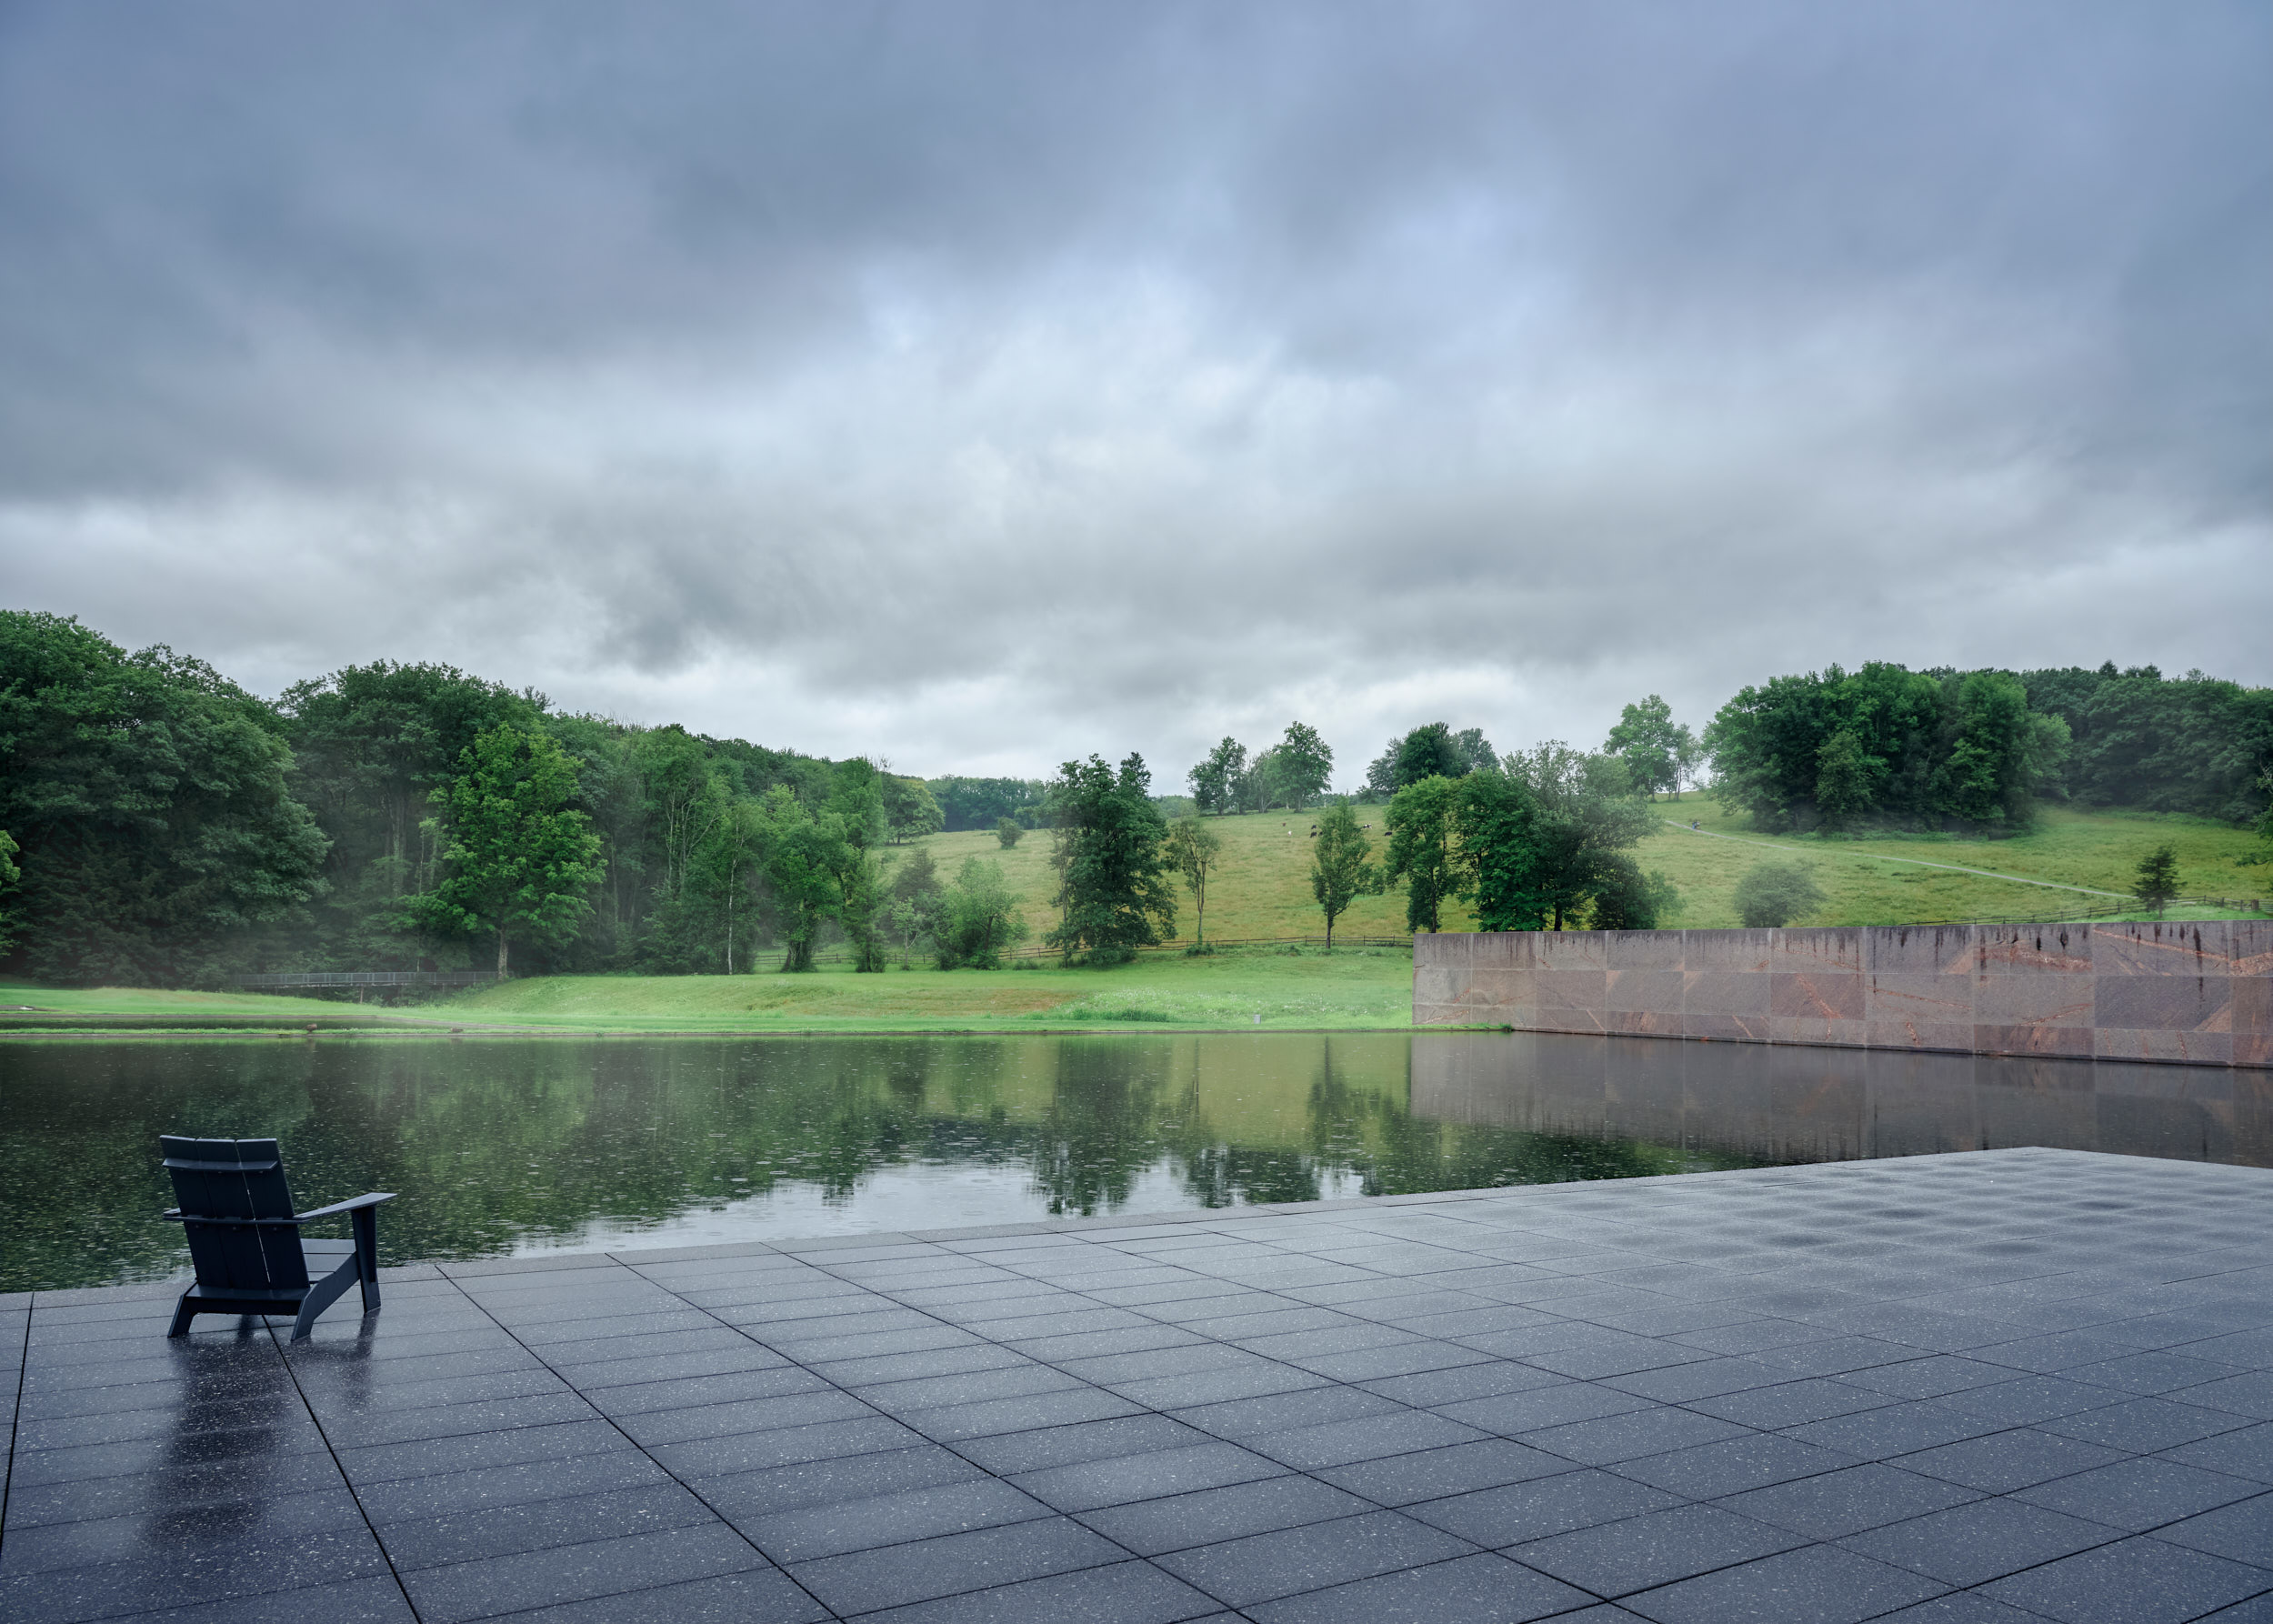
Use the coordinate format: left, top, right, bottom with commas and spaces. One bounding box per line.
1420, 921, 2271, 1068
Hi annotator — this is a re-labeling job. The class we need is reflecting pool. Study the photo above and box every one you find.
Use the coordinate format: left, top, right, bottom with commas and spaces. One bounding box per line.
4, 1031, 2265, 1291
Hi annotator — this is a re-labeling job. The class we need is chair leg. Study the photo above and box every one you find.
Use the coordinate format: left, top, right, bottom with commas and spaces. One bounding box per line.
167, 1292, 198, 1338
352, 1205, 382, 1316
290, 1258, 359, 1342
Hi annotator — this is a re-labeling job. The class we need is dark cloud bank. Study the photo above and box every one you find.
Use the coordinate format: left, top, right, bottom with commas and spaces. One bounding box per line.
3, 1, 2267, 779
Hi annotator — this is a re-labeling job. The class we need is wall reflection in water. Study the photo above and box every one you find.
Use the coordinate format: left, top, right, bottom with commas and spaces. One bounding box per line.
1412, 1031, 2273, 1170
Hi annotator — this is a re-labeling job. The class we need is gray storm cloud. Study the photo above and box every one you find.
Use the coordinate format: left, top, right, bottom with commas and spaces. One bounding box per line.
1, 0, 2266, 779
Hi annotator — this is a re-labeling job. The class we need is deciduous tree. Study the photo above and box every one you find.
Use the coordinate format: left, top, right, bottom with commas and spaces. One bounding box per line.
936, 857, 1029, 968
1273, 722, 1335, 807
1308, 805, 1377, 948
1163, 817, 1223, 948
1504, 745, 1657, 929
1385, 776, 1463, 933
416, 724, 605, 977
1604, 696, 1697, 800
1046, 754, 1176, 963
1190, 738, 1247, 816
882, 775, 945, 843
1456, 770, 1549, 932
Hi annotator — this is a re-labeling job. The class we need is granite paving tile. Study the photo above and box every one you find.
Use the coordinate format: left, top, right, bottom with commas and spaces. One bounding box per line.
1521, 1406, 1756, 1466
1076, 1476, 1377, 1556
486, 1567, 828, 1624
396, 1523, 770, 1624
372, 1480, 719, 1569
2154, 1490, 2273, 1565
1618, 1543, 1947, 1624
2039, 1395, 2254, 1453
1892, 1426, 2129, 1491
1611, 1432, 1864, 1498
785, 1514, 1126, 1615
1312, 1438, 1573, 1505
1153, 1509, 1477, 1609
1713, 1462, 1981, 1539
1841, 1498, 2125, 1585
1007, 1439, 1288, 1512
731, 1476, 1056, 1561
110, 1576, 420, 1624
2013, 1457, 2267, 1532
849, 1559, 1222, 1624
1509, 1502, 1807, 1597
1979, 1536, 2273, 1623
1243, 1551, 1596, 1624
952, 1413, 1210, 1474
697, 1443, 987, 1520
1166, 1384, 1400, 1439
1405, 1468, 1685, 1546
2160, 1420, 2273, 1483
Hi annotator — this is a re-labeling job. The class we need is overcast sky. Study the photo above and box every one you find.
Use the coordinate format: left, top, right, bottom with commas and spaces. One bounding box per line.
4, 2, 2267, 784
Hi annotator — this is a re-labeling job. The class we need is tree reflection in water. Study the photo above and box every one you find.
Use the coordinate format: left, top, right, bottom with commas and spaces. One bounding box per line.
28, 1024, 2259, 1293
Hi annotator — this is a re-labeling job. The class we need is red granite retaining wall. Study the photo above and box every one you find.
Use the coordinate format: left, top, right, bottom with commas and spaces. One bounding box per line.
1413, 920, 2273, 1068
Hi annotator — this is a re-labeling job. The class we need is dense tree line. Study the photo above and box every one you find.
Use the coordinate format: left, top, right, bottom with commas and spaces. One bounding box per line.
1702, 661, 2272, 833
2020, 664, 2273, 824
0, 612, 954, 984
926, 777, 1046, 832
1705, 664, 2072, 832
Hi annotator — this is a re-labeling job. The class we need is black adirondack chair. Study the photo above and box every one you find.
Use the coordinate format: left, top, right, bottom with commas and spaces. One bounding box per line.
160, 1137, 395, 1341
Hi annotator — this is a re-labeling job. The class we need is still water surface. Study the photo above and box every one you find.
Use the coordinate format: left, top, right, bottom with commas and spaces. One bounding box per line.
4, 1031, 2265, 1292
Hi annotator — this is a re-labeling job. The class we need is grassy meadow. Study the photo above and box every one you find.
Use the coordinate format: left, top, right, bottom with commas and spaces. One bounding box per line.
1618, 800, 2266, 929
0, 947, 1414, 1035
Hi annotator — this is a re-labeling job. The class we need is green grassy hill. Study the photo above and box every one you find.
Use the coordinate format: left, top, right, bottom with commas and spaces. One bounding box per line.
900, 801, 2264, 944
1631, 801, 2262, 928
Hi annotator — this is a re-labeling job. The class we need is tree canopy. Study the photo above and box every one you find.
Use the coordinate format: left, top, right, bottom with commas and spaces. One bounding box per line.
1603, 696, 1698, 799
1046, 753, 1176, 962
1366, 723, 1494, 798
1706, 663, 2070, 832
414, 724, 606, 976
0, 611, 327, 986
1308, 804, 1378, 947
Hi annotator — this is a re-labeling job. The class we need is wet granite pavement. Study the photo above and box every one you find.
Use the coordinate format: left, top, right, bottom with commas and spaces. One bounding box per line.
4, 1147, 2270, 1624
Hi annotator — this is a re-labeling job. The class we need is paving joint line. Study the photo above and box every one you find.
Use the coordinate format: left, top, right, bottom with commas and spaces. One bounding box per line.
262, 1316, 426, 1621
0, 1299, 28, 1550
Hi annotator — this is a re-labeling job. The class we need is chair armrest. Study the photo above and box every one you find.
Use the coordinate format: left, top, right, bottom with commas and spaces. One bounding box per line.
295, 1193, 396, 1220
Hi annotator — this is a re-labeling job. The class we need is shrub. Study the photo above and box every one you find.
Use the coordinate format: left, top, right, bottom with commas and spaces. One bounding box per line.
1733, 862, 1826, 928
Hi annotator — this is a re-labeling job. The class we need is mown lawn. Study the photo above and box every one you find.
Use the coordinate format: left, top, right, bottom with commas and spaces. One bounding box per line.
0, 947, 1417, 1034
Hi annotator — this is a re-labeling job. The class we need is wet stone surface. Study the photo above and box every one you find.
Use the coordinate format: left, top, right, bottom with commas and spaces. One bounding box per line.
3, 1147, 2270, 1623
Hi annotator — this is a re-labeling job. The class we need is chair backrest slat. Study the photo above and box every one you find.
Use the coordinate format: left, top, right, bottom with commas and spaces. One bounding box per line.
161, 1136, 309, 1292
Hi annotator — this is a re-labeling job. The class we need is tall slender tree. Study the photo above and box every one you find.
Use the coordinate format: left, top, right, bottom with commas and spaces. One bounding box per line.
1163, 817, 1223, 948
1384, 776, 1463, 933
1309, 805, 1378, 948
